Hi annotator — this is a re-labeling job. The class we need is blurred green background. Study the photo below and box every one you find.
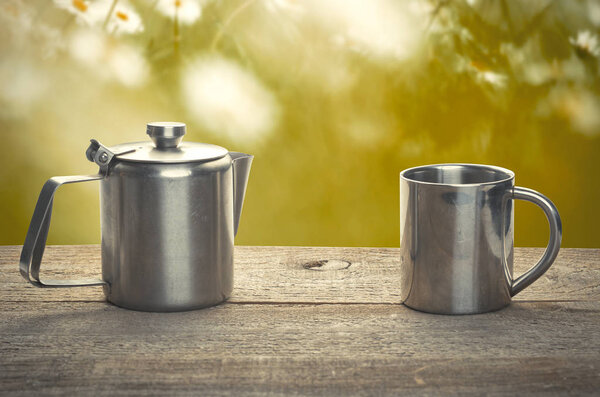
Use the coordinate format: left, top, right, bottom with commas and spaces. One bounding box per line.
1, 0, 599, 248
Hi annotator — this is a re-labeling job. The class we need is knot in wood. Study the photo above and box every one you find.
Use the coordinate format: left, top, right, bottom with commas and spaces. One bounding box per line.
302, 259, 351, 271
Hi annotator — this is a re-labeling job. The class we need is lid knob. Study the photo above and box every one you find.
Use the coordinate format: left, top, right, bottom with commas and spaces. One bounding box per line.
147, 122, 186, 149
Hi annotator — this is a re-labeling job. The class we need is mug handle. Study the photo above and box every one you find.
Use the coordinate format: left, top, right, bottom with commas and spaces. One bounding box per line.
19, 174, 107, 288
509, 186, 562, 296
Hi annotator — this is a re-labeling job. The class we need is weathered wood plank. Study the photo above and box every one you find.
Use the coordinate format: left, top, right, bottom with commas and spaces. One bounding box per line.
1, 301, 599, 396
2, 246, 599, 395
1, 246, 599, 303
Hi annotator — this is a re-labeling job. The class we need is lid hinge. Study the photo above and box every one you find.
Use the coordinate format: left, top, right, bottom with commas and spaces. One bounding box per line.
86, 139, 134, 174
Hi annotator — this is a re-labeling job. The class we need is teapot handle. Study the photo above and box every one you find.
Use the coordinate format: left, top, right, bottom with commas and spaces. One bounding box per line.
19, 174, 107, 288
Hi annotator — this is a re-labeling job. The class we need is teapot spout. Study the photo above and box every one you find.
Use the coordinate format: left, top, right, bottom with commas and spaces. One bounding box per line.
230, 152, 253, 236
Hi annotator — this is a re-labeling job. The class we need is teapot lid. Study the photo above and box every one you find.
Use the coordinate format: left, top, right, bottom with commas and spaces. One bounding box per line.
108, 122, 228, 163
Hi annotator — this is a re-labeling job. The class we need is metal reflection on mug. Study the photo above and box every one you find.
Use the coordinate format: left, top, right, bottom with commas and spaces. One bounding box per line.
400, 164, 562, 315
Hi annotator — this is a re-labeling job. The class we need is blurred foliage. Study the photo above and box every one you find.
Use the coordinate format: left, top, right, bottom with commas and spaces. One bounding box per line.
0, 0, 599, 248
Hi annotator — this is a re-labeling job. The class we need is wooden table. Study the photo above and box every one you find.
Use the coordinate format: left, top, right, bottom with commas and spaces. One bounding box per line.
1, 246, 599, 395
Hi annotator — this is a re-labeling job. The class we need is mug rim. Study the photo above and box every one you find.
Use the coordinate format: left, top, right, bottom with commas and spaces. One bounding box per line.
400, 163, 515, 187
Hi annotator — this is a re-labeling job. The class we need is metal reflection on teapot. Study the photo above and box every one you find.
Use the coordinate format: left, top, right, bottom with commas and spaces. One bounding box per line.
20, 122, 253, 312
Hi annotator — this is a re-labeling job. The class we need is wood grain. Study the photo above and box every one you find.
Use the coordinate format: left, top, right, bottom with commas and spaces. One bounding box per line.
1, 246, 599, 303
1, 301, 599, 395
1, 246, 599, 395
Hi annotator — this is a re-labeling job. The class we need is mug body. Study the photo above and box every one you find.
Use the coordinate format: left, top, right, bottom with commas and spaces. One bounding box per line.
400, 164, 515, 314
100, 156, 234, 311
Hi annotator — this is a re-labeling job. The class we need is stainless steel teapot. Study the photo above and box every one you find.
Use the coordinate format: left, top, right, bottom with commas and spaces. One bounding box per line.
19, 122, 253, 312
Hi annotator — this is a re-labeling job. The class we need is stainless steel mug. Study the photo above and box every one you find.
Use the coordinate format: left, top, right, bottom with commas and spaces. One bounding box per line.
400, 164, 562, 314
19, 122, 253, 312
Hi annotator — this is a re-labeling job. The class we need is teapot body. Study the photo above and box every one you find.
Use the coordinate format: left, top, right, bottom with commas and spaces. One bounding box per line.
19, 122, 252, 312
101, 155, 235, 311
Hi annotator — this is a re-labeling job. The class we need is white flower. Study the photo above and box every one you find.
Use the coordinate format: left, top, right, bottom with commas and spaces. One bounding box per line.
68, 28, 107, 64
558, 88, 600, 137
107, 44, 149, 87
0, 59, 49, 118
106, 2, 144, 35
53, 0, 88, 15
53, 0, 106, 26
501, 42, 554, 86
478, 71, 507, 88
68, 29, 149, 87
155, 0, 202, 25
1, 0, 65, 58
540, 86, 600, 137
181, 56, 279, 144
569, 30, 600, 57
265, 0, 305, 17
53, 0, 143, 35
467, 60, 507, 88
310, 0, 427, 61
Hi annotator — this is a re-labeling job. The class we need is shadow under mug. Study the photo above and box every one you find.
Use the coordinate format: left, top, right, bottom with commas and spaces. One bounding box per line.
399, 164, 562, 315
